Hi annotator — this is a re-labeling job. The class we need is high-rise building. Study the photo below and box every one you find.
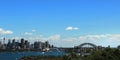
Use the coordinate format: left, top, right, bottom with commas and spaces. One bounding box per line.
0, 42, 2, 49
37, 41, 42, 49
30, 44, 34, 49
45, 41, 50, 48
3, 37, 5, 44
20, 38, 25, 49
15, 41, 20, 49
12, 39, 16, 49
21, 38, 24, 44
118, 45, 120, 49
7, 39, 11, 49
24, 40, 30, 49
34, 41, 43, 50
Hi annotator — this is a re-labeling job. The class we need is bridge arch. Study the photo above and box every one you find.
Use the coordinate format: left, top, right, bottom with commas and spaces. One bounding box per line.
75, 43, 97, 50
74, 43, 97, 54
78, 43, 97, 48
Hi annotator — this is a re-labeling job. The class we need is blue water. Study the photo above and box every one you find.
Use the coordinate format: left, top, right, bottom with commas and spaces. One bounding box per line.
0, 51, 66, 60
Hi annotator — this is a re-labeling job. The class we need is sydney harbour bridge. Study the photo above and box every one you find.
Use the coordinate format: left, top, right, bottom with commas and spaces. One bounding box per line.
74, 43, 97, 53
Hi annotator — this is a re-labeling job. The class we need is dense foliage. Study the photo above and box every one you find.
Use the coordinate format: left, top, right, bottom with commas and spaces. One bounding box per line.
84, 48, 120, 60
20, 48, 120, 60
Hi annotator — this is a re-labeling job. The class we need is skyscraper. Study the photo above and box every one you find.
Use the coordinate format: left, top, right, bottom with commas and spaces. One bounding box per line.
20, 38, 25, 49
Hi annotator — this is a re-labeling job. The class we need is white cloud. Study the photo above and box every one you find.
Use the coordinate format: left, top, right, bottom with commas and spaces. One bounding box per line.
108, 34, 120, 40
49, 34, 61, 40
78, 34, 120, 41
0, 28, 13, 35
63, 37, 77, 42
11, 36, 22, 40
74, 27, 79, 30
24, 32, 32, 35
32, 29, 36, 32
79, 34, 110, 40
66, 26, 79, 31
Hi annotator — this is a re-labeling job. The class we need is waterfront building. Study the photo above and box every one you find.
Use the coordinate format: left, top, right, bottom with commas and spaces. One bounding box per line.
15, 41, 21, 50
2, 44, 7, 50
118, 45, 120, 49
0, 38, 55, 51
34, 41, 42, 50
24, 40, 30, 49
30, 44, 34, 49
37, 41, 43, 49
20, 38, 25, 49
45, 41, 50, 48
12, 39, 16, 49
7, 39, 12, 49
0, 42, 2, 49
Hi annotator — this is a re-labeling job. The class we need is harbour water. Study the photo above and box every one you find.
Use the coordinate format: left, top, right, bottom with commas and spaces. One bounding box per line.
0, 51, 66, 60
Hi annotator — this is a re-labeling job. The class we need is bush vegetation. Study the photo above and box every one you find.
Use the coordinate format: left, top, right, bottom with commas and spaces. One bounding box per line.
20, 48, 120, 60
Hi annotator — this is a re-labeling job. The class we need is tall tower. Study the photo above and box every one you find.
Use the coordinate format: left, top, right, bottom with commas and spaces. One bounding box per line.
3, 37, 5, 44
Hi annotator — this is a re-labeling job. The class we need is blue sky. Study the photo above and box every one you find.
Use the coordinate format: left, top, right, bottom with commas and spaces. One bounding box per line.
0, 0, 120, 47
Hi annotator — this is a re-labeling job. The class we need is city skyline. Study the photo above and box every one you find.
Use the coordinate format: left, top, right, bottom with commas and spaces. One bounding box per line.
0, 0, 120, 47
